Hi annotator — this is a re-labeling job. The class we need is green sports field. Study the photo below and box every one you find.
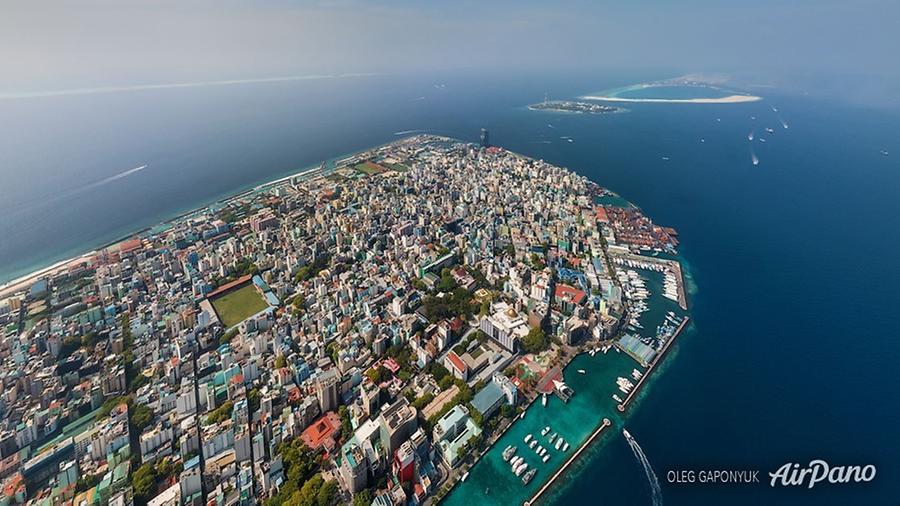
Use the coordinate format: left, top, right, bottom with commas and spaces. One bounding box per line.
211, 284, 268, 327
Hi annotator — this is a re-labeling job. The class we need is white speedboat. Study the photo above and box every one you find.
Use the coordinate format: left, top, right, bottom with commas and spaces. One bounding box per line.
542, 393, 547, 407
524, 434, 532, 444
541, 426, 550, 436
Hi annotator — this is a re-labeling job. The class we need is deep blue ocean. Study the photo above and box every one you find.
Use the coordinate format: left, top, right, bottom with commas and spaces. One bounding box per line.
1, 70, 898, 504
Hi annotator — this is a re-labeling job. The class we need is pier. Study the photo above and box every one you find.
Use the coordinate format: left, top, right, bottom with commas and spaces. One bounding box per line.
524, 418, 612, 506
618, 316, 690, 412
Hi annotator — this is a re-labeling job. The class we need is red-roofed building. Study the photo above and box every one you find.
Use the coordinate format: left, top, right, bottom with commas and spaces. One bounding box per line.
444, 352, 468, 382
119, 238, 143, 254
382, 358, 401, 374
594, 207, 609, 223
554, 284, 586, 312
300, 411, 341, 453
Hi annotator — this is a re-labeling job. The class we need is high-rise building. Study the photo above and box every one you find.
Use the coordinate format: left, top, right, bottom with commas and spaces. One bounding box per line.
315, 368, 340, 413
378, 398, 417, 455
480, 128, 490, 148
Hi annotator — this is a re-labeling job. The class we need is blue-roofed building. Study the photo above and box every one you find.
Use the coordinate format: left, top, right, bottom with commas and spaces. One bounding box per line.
471, 381, 504, 419
471, 372, 517, 419
30, 279, 48, 299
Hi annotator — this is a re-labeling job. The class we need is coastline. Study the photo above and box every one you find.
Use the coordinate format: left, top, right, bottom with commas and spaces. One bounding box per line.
581, 94, 761, 104
0, 135, 435, 297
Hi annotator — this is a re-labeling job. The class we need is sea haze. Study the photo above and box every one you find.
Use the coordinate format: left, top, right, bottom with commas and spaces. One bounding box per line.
1, 70, 899, 504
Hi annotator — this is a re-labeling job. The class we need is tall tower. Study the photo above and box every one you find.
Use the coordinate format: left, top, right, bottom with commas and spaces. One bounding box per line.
480, 128, 490, 148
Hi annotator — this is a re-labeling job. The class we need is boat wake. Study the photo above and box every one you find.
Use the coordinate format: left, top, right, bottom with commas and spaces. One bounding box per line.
394, 129, 425, 136
623, 429, 663, 506
6, 164, 149, 218
72, 165, 149, 196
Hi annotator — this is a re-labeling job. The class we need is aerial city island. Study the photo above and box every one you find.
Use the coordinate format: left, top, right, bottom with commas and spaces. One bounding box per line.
0, 134, 688, 506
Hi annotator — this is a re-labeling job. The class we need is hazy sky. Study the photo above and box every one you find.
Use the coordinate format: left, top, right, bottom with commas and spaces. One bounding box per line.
1, 0, 898, 90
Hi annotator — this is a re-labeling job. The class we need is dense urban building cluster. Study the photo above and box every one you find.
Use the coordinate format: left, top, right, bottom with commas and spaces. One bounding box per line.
0, 135, 678, 506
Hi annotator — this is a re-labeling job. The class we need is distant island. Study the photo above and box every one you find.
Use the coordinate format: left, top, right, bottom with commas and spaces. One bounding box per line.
529, 100, 624, 114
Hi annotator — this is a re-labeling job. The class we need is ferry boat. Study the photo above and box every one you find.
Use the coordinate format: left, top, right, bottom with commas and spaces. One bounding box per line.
502, 445, 516, 462
522, 468, 537, 485
541, 426, 550, 436
524, 434, 532, 444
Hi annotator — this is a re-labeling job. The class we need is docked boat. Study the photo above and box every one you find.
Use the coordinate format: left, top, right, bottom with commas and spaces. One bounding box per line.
502, 445, 516, 462
522, 468, 537, 485
461, 472, 469, 482
542, 393, 547, 407
632, 369, 643, 381
529, 440, 538, 449
612, 394, 624, 403
542, 454, 550, 463
555, 438, 563, 450
536, 445, 544, 455
548, 432, 557, 443
515, 462, 528, 476
562, 442, 569, 452
524, 434, 532, 444
541, 426, 550, 436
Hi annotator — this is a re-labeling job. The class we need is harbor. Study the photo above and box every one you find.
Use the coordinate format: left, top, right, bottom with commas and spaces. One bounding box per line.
442, 249, 690, 505
440, 345, 652, 506
524, 418, 612, 506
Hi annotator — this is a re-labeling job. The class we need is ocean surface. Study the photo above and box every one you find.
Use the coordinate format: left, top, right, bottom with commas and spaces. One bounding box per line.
1, 71, 898, 504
